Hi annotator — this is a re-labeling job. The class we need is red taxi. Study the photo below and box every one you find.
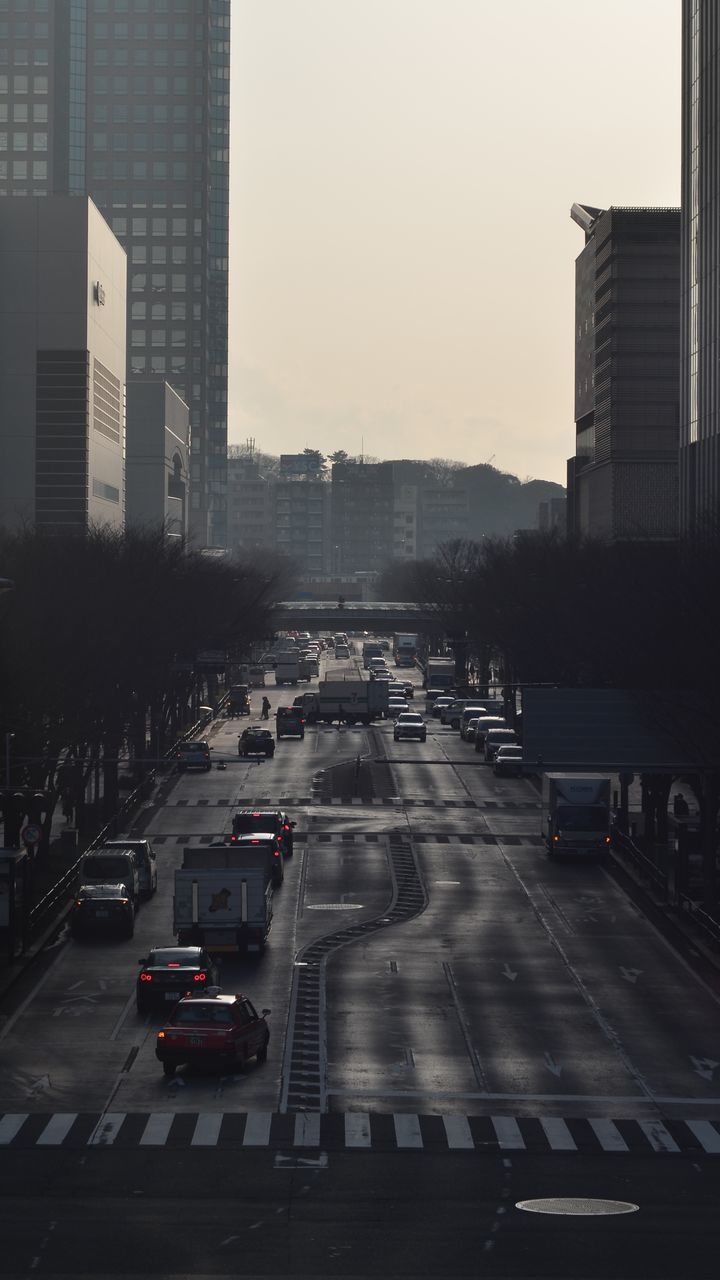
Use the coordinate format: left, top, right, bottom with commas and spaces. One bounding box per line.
156, 990, 270, 1077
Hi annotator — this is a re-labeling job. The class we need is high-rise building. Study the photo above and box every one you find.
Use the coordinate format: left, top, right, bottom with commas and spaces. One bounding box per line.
568, 203, 680, 541
680, 1, 720, 527
0, 195, 126, 534
0, 0, 230, 548
330, 461, 396, 575
126, 379, 189, 539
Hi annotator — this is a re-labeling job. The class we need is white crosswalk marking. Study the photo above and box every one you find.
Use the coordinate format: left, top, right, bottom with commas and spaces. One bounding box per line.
192, 1113, 223, 1146
491, 1116, 525, 1150
294, 1113, 320, 1146
243, 1111, 272, 1146
393, 1113, 423, 1148
687, 1120, 720, 1153
87, 1113, 126, 1146
0, 1114, 28, 1145
36, 1114, 77, 1146
140, 1113, 174, 1146
442, 1114, 474, 1149
345, 1113, 371, 1148
639, 1121, 680, 1153
590, 1119, 628, 1152
540, 1117, 577, 1151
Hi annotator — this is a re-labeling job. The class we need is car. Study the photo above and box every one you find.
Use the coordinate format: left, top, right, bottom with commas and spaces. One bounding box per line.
484, 727, 518, 761
461, 716, 483, 743
440, 699, 469, 727
137, 946, 218, 1013
238, 727, 275, 757
70, 883, 135, 939
379, 639, 390, 651
393, 712, 427, 742
155, 990, 271, 1077
229, 831, 285, 886
371, 670, 391, 682
276, 706, 305, 739
493, 745, 524, 777
430, 696, 454, 719
104, 838, 157, 898
425, 686, 453, 707
231, 808, 296, 854
473, 716, 508, 753
387, 698, 410, 718
402, 681, 415, 700
459, 706, 488, 739
387, 682, 407, 698
334, 644, 350, 659
176, 740, 212, 771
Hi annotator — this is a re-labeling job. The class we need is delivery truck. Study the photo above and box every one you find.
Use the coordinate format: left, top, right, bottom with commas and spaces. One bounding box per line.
174, 845, 274, 952
393, 633, 419, 667
274, 651, 300, 686
541, 774, 612, 859
294, 677, 389, 725
424, 656, 456, 691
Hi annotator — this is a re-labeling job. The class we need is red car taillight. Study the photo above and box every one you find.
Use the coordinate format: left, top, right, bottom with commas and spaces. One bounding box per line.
193, 972, 206, 982
140, 973, 153, 982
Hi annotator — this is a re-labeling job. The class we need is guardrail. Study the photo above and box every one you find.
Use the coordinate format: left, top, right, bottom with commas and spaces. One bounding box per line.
28, 699, 226, 935
610, 826, 666, 895
611, 826, 720, 953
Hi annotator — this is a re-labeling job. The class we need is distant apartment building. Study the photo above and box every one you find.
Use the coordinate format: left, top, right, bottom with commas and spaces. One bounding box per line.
226, 453, 275, 556
330, 460, 396, 574
0, 0, 230, 548
275, 476, 330, 575
0, 195, 126, 534
680, 2, 720, 526
126, 379, 189, 539
568, 203, 680, 541
392, 484, 418, 560
538, 496, 567, 533
417, 484, 469, 558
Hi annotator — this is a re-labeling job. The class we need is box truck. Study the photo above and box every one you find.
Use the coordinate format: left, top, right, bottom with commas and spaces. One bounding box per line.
541, 774, 612, 858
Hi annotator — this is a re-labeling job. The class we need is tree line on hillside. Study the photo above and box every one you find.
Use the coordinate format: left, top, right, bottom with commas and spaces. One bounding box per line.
0, 526, 283, 853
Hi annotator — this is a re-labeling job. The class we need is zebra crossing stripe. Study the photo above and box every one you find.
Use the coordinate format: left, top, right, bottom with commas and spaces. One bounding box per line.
687, 1120, 720, 1153
590, 1119, 628, 1152
638, 1121, 680, 1154
345, 1113, 371, 1148
140, 1113, 174, 1146
540, 1117, 577, 1151
294, 1113, 320, 1147
492, 1116, 524, 1150
394, 1113, 423, 1148
36, 1114, 77, 1146
243, 1111, 272, 1146
192, 1113, 223, 1146
88, 1113, 126, 1146
442, 1114, 474, 1149
0, 1114, 28, 1144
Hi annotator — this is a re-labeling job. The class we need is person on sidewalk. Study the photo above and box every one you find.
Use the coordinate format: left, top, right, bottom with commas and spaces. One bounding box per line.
261, 696, 271, 720
673, 793, 690, 818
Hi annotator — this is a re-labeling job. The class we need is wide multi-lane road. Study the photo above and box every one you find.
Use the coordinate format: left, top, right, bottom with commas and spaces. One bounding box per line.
1, 643, 720, 1278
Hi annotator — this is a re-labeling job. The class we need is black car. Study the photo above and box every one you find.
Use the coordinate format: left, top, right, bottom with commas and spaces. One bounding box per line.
70, 884, 135, 939
137, 946, 218, 1014
231, 808, 296, 854
238, 727, 275, 757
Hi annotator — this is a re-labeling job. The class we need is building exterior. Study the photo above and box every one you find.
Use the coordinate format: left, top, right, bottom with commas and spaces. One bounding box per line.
330, 461, 396, 575
568, 203, 680, 541
0, 195, 126, 534
126, 379, 189, 539
392, 484, 418, 561
680, 1, 720, 527
274, 476, 330, 575
417, 483, 469, 557
0, 0, 230, 549
226, 452, 276, 558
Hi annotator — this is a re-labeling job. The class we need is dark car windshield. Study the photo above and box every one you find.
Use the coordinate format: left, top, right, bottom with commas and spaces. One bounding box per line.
173, 1003, 233, 1025
82, 856, 133, 880
234, 813, 277, 832
148, 949, 202, 968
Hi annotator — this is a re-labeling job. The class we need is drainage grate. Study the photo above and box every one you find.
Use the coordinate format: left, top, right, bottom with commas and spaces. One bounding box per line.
280, 834, 427, 1113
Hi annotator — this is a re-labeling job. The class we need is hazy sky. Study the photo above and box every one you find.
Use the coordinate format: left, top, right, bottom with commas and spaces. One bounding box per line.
229, 0, 680, 485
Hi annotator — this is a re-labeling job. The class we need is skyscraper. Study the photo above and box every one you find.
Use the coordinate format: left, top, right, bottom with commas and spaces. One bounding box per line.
681, 1, 720, 528
0, 0, 230, 547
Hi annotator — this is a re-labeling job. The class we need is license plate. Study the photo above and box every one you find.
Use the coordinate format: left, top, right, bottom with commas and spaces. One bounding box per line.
94, 910, 109, 918
164, 991, 180, 1000
189, 1036, 203, 1047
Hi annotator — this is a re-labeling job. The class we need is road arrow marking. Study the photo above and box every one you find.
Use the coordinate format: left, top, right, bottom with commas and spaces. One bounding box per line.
620, 967, 643, 983
28, 1074, 51, 1097
690, 1056, 719, 1082
501, 964, 518, 982
543, 1052, 563, 1078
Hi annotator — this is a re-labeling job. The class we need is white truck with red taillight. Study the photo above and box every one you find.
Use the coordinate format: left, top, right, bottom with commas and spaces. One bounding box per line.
541, 774, 612, 859
174, 845, 274, 953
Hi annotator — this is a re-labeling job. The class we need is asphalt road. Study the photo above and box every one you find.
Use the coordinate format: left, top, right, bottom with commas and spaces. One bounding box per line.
1, 645, 719, 1278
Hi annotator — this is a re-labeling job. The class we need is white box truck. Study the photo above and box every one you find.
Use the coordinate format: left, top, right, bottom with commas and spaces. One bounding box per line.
294, 678, 389, 725
541, 774, 612, 858
392, 633, 418, 667
174, 846, 274, 952
274, 651, 300, 685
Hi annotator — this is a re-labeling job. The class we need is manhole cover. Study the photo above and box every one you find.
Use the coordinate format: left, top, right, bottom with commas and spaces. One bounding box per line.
516, 1198, 639, 1216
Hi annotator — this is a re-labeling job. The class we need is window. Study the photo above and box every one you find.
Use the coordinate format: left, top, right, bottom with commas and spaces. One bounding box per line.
151, 303, 166, 320
93, 132, 107, 150
33, 132, 47, 151
13, 103, 28, 122
132, 217, 146, 235
33, 104, 47, 122
131, 273, 146, 292
32, 160, 46, 179
131, 245, 147, 263
131, 301, 146, 319
131, 329, 145, 347
151, 245, 166, 264
33, 76, 48, 93
13, 76, 28, 93
151, 355, 166, 373
151, 217, 166, 235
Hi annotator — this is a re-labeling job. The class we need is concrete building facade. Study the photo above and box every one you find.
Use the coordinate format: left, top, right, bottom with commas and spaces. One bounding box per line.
0, 195, 126, 534
568, 203, 680, 541
126, 379, 189, 539
0, 0, 230, 549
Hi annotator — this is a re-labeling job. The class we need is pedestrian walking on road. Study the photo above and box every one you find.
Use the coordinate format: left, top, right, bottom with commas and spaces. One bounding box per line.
261, 696, 271, 720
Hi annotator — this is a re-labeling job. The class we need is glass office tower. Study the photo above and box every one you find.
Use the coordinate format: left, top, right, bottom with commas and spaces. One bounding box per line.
0, 0, 229, 547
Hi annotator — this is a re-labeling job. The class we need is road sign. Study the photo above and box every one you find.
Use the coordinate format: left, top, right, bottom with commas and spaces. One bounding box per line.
20, 823, 41, 846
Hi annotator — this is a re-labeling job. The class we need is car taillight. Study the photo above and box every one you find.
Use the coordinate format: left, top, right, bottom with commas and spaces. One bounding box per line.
194, 972, 206, 982
75, 900, 84, 908
604, 835, 611, 844
274, 850, 280, 859
167, 962, 180, 967
157, 1030, 166, 1039
230, 834, 239, 842
553, 835, 560, 842
140, 973, 153, 982
283, 823, 290, 830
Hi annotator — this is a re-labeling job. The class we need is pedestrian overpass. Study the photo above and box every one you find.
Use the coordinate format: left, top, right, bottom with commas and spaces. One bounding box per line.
271, 600, 447, 634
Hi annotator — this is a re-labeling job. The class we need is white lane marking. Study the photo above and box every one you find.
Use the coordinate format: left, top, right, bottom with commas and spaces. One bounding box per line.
294, 1112, 320, 1147
243, 1112, 272, 1145
344, 1113, 371, 1148
192, 1113, 223, 1146
87, 1113, 126, 1146
639, 1121, 680, 1153
442, 1114, 474, 1149
492, 1116, 525, 1150
393, 1113, 423, 1148
0, 1114, 28, 1144
109, 990, 138, 1041
687, 1120, 720, 1153
590, 1119, 628, 1152
540, 1117, 577, 1151
139, 1113, 174, 1146
36, 1114, 77, 1146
